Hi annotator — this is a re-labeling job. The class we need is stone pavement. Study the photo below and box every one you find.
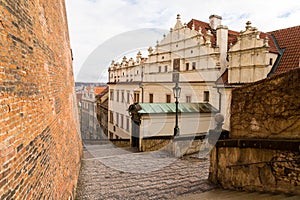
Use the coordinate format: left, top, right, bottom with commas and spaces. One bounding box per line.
75, 143, 215, 199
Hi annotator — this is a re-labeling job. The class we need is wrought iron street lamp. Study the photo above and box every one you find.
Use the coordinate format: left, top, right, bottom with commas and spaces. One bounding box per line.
172, 72, 181, 137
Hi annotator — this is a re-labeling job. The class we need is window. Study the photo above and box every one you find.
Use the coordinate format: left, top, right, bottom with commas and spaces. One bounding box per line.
137, 70, 139, 74
110, 89, 114, 101
186, 96, 191, 103
191, 50, 193, 54
121, 91, 124, 103
186, 63, 189, 71
134, 92, 140, 103
158, 66, 161, 72
126, 117, 130, 131
204, 91, 209, 102
162, 56, 164, 59
173, 58, 180, 72
149, 93, 153, 103
164, 65, 168, 72
127, 91, 130, 104
116, 113, 119, 126
192, 62, 196, 70
166, 94, 171, 103
269, 58, 273, 65
116, 90, 119, 102
109, 111, 114, 123
120, 114, 124, 128
109, 132, 114, 139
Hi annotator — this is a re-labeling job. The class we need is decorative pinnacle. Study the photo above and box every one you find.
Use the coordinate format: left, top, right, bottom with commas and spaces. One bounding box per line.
177, 14, 181, 20
246, 21, 252, 30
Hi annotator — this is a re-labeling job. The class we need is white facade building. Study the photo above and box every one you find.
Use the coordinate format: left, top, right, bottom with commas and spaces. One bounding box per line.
108, 14, 283, 140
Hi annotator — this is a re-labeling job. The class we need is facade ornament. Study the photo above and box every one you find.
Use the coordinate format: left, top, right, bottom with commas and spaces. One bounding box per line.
192, 22, 195, 30
205, 30, 213, 45
174, 14, 184, 30
148, 46, 153, 55
264, 36, 270, 47
245, 21, 252, 30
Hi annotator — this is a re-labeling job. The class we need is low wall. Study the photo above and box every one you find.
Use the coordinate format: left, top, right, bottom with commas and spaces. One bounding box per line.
110, 139, 131, 148
209, 146, 300, 194
141, 135, 207, 156
140, 136, 173, 152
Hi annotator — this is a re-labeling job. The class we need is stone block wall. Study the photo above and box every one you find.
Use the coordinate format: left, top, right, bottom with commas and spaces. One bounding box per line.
230, 68, 300, 139
209, 147, 300, 194
209, 68, 300, 194
0, 0, 82, 199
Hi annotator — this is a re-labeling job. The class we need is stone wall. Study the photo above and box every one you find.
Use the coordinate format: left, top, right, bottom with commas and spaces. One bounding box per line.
209, 147, 300, 194
230, 68, 300, 139
0, 0, 82, 199
110, 139, 131, 148
209, 68, 300, 194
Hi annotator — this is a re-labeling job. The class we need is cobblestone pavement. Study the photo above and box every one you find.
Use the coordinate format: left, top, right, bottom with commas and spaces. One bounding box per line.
75, 144, 216, 200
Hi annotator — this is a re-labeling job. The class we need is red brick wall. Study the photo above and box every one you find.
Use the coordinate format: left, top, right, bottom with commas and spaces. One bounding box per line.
0, 0, 82, 199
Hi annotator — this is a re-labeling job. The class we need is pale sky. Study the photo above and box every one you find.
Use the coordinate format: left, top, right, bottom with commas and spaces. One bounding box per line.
65, 0, 300, 82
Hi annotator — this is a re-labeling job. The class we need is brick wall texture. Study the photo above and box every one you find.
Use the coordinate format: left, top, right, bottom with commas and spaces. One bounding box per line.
0, 0, 82, 199
230, 68, 300, 139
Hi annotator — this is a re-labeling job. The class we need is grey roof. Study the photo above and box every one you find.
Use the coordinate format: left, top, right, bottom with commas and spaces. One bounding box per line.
137, 103, 218, 114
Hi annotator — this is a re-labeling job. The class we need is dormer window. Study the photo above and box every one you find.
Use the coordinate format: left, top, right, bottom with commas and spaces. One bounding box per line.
269, 58, 273, 65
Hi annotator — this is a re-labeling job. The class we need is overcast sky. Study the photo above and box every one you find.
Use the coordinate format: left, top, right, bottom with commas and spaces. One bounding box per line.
65, 0, 300, 82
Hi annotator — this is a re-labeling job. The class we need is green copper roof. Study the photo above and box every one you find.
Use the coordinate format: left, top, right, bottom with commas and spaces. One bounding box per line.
136, 103, 218, 114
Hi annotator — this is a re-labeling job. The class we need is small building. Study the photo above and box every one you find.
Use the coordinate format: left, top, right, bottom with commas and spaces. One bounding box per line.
96, 87, 109, 138
128, 103, 218, 151
80, 86, 106, 140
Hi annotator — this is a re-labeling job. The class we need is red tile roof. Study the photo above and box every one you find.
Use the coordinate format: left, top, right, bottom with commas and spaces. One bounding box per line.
187, 19, 240, 49
94, 86, 107, 96
187, 19, 278, 53
216, 69, 228, 85
268, 25, 300, 75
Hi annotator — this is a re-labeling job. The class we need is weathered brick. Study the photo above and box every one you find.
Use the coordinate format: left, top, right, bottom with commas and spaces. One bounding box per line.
0, 0, 82, 199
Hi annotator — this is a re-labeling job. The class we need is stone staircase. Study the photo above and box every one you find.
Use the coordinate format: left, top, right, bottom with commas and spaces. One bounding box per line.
177, 189, 300, 200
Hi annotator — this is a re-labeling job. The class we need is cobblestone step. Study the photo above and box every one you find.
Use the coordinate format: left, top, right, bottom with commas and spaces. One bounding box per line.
176, 189, 300, 200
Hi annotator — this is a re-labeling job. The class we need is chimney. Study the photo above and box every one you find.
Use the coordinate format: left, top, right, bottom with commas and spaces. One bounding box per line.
209, 14, 222, 30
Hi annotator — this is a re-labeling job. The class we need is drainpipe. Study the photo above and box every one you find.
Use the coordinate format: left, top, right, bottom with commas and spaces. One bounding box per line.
217, 87, 222, 112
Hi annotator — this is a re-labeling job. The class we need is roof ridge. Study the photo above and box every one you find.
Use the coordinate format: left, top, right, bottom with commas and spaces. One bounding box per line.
267, 25, 300, 33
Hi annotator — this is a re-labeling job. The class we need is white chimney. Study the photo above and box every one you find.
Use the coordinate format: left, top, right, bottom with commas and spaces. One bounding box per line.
209, 14, 222, 30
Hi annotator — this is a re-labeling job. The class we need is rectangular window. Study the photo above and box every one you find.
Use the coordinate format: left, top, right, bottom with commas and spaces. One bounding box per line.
110, 89, 114, 101
149, 93, 154, 103
173, 58, 180, 72
116, 113, 119, 126
120, 114, 124, 128
127, 91, 130, 104
204, 91, 209, 102
109, 111, 114, 123
192, 62, 196, 70
121, 91, 124, 103
186, 63, 189, 71
166, 94, 171, 103
164, 65, 168, 72
158, 66, 161, 73
116, 90, 119, 102
134, 92, 140, 103
126, 117, 130, 131
269, 58, 273, 65
186, 96, 191, 103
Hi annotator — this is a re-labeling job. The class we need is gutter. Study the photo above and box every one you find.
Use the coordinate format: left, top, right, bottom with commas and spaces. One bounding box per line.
267, 34, 285, 77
